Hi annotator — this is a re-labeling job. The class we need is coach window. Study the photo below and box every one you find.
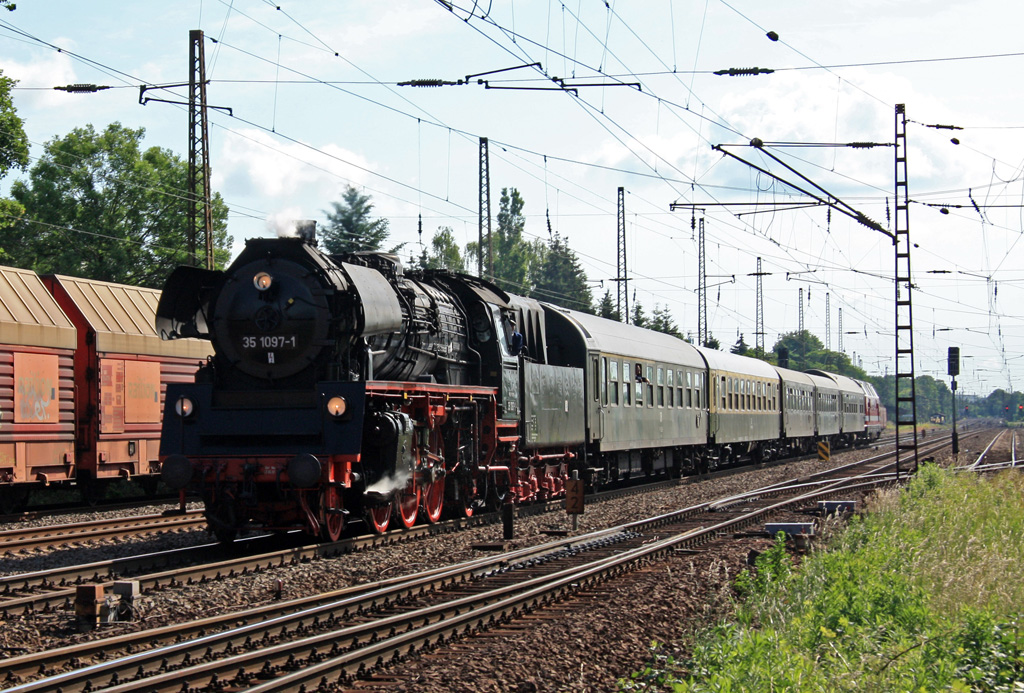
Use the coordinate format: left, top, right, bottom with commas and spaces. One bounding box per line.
609, 360, 619, 405
677, 370, 684, 407
623, 362, 631, 405
646, 366, 655, 406
720, 376, 727, 410
685, 371, 692, 408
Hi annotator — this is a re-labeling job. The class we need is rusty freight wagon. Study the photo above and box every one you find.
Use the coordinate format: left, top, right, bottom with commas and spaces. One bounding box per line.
43, 274, 211, 499
0, 265, 78, 512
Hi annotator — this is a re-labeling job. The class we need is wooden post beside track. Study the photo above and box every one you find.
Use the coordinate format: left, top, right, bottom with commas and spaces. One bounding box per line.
566, 471, 584, 531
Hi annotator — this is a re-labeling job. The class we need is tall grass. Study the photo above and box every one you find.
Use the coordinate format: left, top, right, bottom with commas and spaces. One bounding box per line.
620, 465, 1024, 691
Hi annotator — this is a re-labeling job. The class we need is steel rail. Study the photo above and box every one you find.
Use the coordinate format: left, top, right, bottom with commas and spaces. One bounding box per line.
3, 458, 896, 692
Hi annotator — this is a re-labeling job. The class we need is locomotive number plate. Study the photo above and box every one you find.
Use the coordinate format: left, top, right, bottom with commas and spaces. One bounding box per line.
241, 335, 298, 349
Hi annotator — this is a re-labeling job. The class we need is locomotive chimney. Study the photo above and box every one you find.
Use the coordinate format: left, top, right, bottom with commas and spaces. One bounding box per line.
295, 220, 317, 245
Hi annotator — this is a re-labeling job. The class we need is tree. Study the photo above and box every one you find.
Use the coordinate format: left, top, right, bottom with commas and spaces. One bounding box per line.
490, 187, 533, 293
418, 226, 465, 271
530, 231, 593, 313
6, 122, 230, 287
649, 304, 681, 338
0, 69, 29, 262
321, 185, 390, 254
597, 291, 620, 322
731, 334, 749, 355
631, 302, 649, 329
772, 330, 823, 371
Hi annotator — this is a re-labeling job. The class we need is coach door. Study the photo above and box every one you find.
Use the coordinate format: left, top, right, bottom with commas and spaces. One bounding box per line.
591, 355, 604, 442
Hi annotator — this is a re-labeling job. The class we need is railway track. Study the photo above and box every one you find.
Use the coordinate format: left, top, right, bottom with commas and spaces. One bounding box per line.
0, 478, 677, 619
0, 511, 205, 555
0, 431, 982, 692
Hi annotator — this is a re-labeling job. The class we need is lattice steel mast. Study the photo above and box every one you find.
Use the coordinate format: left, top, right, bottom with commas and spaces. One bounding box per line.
894, 104, 919, 476
478, 137, 492, 279
698, 217, 707, 345
616, 187, 628, 323
188, 30, 214, 270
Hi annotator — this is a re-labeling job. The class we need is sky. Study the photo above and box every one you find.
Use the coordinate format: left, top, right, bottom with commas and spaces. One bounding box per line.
1, 1, 1023, 400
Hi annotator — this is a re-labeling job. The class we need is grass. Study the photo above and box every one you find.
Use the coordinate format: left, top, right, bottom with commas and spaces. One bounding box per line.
620, 464, 1024, 691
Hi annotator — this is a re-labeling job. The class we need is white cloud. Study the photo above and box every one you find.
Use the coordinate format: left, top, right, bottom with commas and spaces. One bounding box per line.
0, 47, 77, 109
217, 127, 375, 202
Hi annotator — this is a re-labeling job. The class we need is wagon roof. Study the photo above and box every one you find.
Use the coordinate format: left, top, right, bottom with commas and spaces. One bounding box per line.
0, 265, 76, 349
545, 305, 705, 367
48, 274, 211, 359
805, 369, 864, 395
691, 344, 780, 378
774, 366, 816, 388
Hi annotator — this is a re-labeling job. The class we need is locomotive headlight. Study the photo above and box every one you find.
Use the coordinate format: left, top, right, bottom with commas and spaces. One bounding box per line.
326, 396, 347, 418
175, 396, 195, 418
253, 271, 273, 291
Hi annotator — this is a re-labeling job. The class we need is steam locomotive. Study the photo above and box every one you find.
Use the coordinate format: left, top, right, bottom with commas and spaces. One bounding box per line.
156, 225, 883, 542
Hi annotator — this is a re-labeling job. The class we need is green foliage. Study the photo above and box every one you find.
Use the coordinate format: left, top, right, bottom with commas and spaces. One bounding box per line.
730, 334, 749, 356
631, 302, 648, 329
621, 466, 1024, 691
6, 122, 231, 287
733, 533, 791, 600
772, 330, 868, 379
490, 187, 533, 292
417, 226, 465, 271
650, 304, 682, 338
321, 185, 391, 254
703, 334, 720, 350
598, 290, 621, 322
0, 72, 28, 180
530, 231, 594, 313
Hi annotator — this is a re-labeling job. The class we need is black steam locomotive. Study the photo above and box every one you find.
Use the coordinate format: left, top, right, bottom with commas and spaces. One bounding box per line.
157, 225, 882, 542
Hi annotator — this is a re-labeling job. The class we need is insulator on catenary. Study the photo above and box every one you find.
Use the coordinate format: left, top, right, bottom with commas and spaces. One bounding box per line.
713, 67, 774, 77
54, 84, 111, 93
398, 79, 463, 87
